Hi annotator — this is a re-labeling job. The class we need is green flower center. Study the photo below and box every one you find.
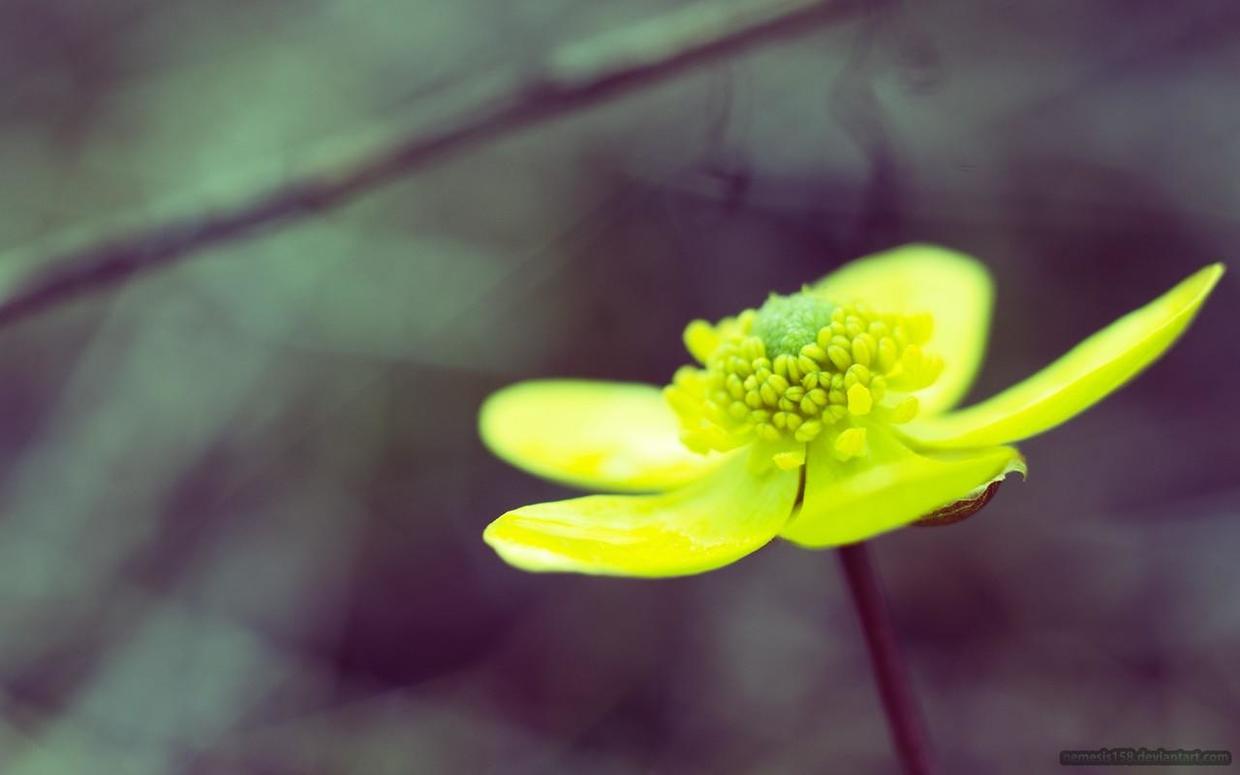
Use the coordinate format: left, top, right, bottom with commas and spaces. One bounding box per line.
752, 293, 835, 357
666, 292, 943, 458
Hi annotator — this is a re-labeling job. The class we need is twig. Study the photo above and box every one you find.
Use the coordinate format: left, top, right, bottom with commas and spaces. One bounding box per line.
0, 0, 862, 328
838, 542, 936, 775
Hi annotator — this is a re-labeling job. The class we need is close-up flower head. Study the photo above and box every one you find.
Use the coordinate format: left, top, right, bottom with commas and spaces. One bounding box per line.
481, 246, 1222, 576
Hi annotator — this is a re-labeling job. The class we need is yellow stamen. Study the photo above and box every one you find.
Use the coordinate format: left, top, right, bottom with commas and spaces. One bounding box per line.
773, 448, 806, 470
833, 427, 868, 460
683, 320, 719, 363
888, 395, 919, 424
847, 384, 873, 415
794, 420, 823, 442
666, 294, 941, 460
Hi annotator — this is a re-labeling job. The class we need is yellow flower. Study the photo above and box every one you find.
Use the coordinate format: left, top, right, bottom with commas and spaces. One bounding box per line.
479, 245, 1223, 577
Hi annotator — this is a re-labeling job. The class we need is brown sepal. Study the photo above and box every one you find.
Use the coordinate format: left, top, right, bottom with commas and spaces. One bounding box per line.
913, 480, 1002, 527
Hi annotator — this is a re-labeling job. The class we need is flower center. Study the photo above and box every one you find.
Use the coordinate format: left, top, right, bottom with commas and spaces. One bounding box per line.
751, 293, 835, 357
666, 291, 943, 460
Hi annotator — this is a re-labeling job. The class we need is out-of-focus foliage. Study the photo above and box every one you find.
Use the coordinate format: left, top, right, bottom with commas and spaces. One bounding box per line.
0, 1, 1237, 773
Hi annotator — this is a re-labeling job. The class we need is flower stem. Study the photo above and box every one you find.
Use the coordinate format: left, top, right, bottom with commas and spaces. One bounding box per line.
837, 542, 936, 775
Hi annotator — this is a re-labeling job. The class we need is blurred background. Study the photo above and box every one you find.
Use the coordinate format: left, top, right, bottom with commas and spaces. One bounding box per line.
1, 0, 1238, 772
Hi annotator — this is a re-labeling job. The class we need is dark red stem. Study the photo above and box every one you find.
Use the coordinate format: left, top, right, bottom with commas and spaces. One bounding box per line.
837, 542, 936, 775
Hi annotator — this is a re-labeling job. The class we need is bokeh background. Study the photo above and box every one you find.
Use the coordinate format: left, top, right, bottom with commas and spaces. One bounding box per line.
1, 1, 1238, 773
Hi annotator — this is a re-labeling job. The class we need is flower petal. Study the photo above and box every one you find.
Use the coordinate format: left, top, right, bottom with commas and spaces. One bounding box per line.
779, 429, 1024, 548
810, 244, 993, 415
484, 451, 800, 576
479, 380, 720, 492
901, 263, 1224, 449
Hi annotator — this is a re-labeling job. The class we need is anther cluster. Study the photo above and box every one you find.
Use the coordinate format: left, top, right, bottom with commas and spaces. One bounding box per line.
666, 293, 943, 460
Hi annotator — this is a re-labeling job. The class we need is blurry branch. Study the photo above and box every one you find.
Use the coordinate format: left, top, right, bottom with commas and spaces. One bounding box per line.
0, 0, 863, 327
